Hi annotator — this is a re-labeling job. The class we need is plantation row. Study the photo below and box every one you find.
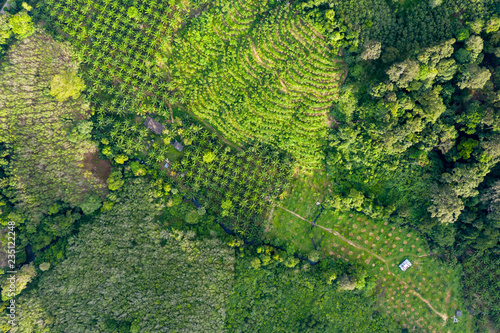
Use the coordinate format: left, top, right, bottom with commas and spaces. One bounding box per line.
168, 1, 346, 170
170, 125, 293, 240
41, 0, 209, 117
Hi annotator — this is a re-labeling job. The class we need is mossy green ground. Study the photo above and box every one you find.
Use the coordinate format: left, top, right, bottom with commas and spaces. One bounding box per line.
265, 173, 470, 332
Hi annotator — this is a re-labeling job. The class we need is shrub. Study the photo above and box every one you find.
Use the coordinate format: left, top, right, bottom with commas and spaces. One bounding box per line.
185, 210, 200, 224
308, 250, 321, 262
49, 71, 86, 102
39, 263, 50, 271
80, 194, 102, 215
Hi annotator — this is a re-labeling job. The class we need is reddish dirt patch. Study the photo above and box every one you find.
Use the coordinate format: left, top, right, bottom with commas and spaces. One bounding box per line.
83, 151, 112, 186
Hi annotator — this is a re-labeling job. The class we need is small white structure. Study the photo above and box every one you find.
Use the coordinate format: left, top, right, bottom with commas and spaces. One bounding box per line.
399, 259, 412, 272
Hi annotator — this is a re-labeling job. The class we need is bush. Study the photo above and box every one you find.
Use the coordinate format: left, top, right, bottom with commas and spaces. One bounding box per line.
39, 263, 50, 271
9, 10, 34, 39
80, 194, 102, 215
456, 27, 470, 41
308, 250, 321, 262
185, 210, 200, 224
49, 71, 86, 102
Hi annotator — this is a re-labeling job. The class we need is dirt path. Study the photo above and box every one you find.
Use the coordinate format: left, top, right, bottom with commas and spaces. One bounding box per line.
0, 0, 10, 14
278, 205, 388, 262
410, 290, 448, 322
277, 205, 450, 323
264, 206, 274, 233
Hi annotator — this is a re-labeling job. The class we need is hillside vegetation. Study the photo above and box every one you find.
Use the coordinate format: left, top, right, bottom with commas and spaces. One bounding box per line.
0, 0, 499, 332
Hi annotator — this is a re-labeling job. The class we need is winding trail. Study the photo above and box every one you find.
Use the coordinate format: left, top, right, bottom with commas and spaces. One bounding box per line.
0, 0, 10, 14
276, 205, 449, 323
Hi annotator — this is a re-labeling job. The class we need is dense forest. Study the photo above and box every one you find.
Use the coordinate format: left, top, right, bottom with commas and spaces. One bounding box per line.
0, 0, 499, 332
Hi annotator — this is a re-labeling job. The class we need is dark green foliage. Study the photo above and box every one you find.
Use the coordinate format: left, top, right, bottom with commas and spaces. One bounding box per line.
227, 255, 399, 332
462, 249, 500, 328
10, 179, 235, 332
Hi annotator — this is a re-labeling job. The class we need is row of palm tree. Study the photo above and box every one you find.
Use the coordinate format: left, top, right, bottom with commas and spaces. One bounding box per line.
169, 125, 293, 240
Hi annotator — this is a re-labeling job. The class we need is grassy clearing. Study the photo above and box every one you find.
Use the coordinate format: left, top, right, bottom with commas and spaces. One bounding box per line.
265, 172, 330, 252
264, 174, 470, 332
165, 145, 183, 162
278, 171, 330, 219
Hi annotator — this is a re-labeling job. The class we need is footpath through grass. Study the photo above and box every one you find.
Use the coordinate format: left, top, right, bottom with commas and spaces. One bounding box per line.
264, 174, 470, 333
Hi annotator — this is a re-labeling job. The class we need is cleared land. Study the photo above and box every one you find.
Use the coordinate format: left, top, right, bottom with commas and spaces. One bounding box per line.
265, 175, 469, 332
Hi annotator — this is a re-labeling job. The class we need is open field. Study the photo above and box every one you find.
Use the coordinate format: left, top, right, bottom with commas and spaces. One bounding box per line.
265, 175, 469, 332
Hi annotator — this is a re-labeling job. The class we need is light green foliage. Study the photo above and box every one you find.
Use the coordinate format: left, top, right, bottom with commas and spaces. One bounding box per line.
101, 146, 112, 156
126, 6, 139, 19
429, 0, 442, 8
458, 64, 491, 90
202, 151, 215, 163
436, 58, 458, 81
465, 35, 484, 60
1, 263, 36, 301
441, 164, 487, 198
457, 138, 479, 159
468, 19, 484, 34
197, 207, 206, 216
386, 59, 420, 88
221, 199, 232, 211
9, 180, 234, 332
308, 250, 321, 262
67, 120, 92, 143
130, 161, 146, 176
360, 40, 382, 60
21, 2, 32, 11
107, 169, 124, 191
337, 274, 357, 291
185, 209, 200, 224
49, 71, 86, 102
485, 16, 500, 34
428, 184, 465, 224
0, 15, 12, 44
114, 154, 128, 164
8, 11, 34, 39
168, 1, 346, 170
284, 257, 300, 268
47, 203, 61, 215
250, 257, 261, 269
38, 263, 50, 271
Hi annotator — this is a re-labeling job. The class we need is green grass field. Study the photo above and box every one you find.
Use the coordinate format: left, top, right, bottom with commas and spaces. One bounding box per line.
264, 173, 470, 332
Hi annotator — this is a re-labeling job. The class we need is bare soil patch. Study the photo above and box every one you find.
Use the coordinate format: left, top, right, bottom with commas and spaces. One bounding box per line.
83, 151, 112, 186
